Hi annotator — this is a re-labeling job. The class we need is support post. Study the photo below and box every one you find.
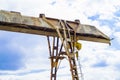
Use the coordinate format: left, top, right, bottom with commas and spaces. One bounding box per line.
47, 36, 63, 80
47, 36, 80, 80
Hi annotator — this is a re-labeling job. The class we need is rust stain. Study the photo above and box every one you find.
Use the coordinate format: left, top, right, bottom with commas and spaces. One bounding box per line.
0, 10, 110, 43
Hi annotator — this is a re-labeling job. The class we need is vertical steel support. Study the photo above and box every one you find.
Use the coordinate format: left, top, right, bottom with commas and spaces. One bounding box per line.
47, 36, 60, 80
68, 56, 79, 80
47, 36, 80, 80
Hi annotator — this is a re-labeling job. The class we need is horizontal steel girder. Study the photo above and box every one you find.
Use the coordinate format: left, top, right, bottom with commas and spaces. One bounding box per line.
0, 10, 110, 44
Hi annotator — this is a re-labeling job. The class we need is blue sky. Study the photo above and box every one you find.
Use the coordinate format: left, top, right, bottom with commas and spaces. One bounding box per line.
0, 0, 120, 80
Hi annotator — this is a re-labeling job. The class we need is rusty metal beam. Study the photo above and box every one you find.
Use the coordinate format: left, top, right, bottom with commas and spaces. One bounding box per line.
0, 10, 110, 44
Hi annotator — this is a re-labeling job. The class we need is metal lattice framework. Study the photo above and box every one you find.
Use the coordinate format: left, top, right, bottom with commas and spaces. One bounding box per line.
0, 10, 110, 80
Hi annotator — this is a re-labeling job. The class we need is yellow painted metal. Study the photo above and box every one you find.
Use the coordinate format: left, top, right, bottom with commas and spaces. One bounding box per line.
52, 62, 58, 67
75, 42, 82, 50
75, 51, 79, 60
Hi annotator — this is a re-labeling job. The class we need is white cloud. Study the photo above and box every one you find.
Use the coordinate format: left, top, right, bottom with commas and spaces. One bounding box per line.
113, 32, 120, 45
78, 37, 120, 79
0, 0, 120, 80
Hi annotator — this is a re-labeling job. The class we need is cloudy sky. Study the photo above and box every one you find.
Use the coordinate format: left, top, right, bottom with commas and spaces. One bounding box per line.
0, 0, 120, 80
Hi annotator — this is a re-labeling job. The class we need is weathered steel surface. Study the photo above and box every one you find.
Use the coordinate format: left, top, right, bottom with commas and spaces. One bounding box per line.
0, 10, 110, 43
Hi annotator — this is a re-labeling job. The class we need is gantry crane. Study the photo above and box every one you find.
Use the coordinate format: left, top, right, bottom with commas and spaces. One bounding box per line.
0, 10, 110, 80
